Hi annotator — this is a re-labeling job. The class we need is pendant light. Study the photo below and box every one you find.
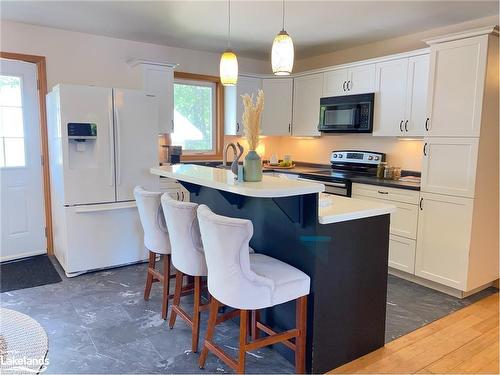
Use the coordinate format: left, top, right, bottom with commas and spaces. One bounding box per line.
220, 0, 238, 86
271, 0, 294, 75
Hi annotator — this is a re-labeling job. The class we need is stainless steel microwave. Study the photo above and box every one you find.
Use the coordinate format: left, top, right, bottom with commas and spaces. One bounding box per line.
318, 93, 374, 133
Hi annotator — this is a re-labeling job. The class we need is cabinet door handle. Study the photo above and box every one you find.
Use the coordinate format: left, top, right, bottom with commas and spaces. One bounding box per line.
419, 197, 423, 210
347, 80, 351, 91
425, 118, 429, 131
404, 120, 408, 132
288, 123, 291, 133
236, 123, 240, 132
399, 120, 403, 132
181, 191, 184, 201
423, 142, 428, 156
342, 81, 347, 91
377, 190, 389, 195
176, 192, 180, 200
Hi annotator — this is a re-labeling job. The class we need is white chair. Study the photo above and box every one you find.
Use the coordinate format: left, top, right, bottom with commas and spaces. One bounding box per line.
196, 204, 310, 374
161, 193, 208, 353
134, 186, 173, 320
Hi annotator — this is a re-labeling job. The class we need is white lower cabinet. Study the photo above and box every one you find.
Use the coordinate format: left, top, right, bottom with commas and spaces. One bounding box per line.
352, 183, 419, 273
389, 235, 416, 273
415, 192, 473, 290
159, 177, 190, 201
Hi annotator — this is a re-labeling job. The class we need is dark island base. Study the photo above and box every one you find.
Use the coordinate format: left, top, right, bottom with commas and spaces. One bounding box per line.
182, 182, 390, 373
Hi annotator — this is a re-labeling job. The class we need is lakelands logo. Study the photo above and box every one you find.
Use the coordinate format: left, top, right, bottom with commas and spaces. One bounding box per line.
1, 351, 49, 373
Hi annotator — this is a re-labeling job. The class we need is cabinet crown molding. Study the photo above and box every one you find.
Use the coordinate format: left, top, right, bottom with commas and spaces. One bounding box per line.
127, 58, 179, 69
424, 25, 499, 45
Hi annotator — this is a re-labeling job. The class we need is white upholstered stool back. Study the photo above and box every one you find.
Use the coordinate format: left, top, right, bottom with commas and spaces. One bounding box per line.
134, 186, 171, 255
197, 205, 278, 310
161, 193, 207, 277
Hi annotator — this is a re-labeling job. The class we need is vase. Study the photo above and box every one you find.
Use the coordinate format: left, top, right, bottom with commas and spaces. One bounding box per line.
243, 150, 263, 182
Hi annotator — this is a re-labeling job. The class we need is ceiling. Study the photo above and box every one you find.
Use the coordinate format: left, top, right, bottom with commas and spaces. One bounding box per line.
1, 1, 498, 60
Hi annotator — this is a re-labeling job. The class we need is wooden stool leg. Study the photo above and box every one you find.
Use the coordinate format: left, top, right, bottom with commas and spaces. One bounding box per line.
161, 254, 171, 320
237, 309, 249, 374
168, 270, 184, 328
199, 297, 219, 369
192, 276, 202, 353
144, 251, 155, 300
251, 309, 260, 340
295, 295, 308, 374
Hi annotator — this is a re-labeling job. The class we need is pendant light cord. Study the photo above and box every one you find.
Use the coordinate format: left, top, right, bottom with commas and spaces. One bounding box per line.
282, 0, 285, 31
227, 0, 231, 49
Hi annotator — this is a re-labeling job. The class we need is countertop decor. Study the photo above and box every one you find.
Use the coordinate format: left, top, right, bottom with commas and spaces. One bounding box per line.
242, 90, 264, 182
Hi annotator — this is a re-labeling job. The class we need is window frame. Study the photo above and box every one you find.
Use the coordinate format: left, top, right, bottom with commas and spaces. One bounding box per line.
173, 72, 224, 161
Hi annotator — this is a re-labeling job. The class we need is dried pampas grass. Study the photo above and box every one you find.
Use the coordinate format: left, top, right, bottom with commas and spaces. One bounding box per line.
241, 90, 264, 151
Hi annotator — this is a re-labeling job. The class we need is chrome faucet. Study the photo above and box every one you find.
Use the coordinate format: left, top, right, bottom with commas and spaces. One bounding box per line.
223, 143, 237, 167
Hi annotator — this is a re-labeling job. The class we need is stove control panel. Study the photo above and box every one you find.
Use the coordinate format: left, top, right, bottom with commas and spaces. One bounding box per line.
331, 150, 386, 165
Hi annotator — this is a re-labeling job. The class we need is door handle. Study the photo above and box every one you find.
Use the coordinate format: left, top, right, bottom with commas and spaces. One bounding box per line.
114, 104, 121, 185
423, 142, 428, 156
425, 118, 429, 131
404, 120, 408, 132
108, 102, 115, 187
419, 197, 423, 210
399, 120, 403, 132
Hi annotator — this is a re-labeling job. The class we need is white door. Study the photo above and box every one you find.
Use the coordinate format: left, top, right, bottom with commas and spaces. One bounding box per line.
415, 192, 473, 290
0, 59, 45, 261
405, 55, 429, 136
292, 73, 323, 136
373, 58, 408, 136
426, 35, 488, 137
322, 69, 349, 97
348, 64, 376, 94
261, 78, 293, 136
114, 89, 159, 201
57, 85, 115, 205
421, 137, 479, 198
236, 76, 262, 135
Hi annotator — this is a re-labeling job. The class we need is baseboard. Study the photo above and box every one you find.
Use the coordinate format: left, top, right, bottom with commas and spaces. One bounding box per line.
388, 268, 493, 299
0, 250, 47, 263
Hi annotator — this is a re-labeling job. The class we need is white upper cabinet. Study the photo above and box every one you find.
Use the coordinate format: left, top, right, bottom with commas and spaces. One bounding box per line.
292, 73, 323, 136
322, 65, 375, 97
415, 192, 473, 290
373, 59, 408, 136
404, 55, 430, 136
224, 76, 261, 136
322, 69, 349, 97
261, 78, 293, 136
141, 65, 174, 133
421, 137, 479, 198
373, 55, 430, 137
348, 64, 376, 95
426, 35, 488, 137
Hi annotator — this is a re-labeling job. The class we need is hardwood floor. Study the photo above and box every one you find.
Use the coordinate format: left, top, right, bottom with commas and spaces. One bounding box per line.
329, 292, 499, 374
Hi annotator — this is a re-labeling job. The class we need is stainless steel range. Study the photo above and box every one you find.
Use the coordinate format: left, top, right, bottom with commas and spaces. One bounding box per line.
298, 150, 386, 197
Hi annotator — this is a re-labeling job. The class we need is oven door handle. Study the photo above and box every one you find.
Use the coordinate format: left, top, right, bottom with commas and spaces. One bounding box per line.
298, 177, 347, 188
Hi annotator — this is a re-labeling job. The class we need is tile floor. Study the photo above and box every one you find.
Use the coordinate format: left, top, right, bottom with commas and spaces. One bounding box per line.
0, 258, 495, 374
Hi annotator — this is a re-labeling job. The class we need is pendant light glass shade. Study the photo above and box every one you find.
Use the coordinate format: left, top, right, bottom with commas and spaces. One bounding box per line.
272, 30, 294, 75
220, 49, 238, 86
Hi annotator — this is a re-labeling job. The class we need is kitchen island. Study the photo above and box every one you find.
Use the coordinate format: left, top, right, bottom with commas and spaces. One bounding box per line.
151, 164, 395, 373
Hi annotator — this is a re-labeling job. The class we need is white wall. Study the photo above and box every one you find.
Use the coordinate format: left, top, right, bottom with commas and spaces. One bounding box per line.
0, 20, 269, 89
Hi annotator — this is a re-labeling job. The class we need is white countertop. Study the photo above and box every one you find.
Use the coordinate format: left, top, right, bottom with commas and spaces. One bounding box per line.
151, 164, 325, 198
318, 193, 396, 224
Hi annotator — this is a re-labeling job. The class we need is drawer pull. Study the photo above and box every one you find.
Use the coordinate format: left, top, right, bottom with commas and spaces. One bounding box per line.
377, 190, 389, 195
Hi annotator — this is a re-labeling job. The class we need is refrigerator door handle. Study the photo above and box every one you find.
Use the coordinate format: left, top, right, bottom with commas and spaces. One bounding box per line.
108, 101, 115, 187
74, 201, 137, 213
114, 103, 121, 186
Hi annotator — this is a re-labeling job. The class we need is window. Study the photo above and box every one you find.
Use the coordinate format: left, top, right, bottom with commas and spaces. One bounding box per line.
172, 73, 222, 158
0, 75, 26, 167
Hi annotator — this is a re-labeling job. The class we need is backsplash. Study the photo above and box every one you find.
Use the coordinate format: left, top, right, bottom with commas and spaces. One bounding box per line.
225, 134, 423, 171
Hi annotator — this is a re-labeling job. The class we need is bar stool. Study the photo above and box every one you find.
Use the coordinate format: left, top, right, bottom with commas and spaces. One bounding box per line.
161, 193, 208, 353
196, 205, 310, 374
134, 186, 174, 320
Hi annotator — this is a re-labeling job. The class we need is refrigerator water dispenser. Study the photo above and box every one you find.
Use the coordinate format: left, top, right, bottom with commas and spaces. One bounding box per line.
67, 123, 98, 168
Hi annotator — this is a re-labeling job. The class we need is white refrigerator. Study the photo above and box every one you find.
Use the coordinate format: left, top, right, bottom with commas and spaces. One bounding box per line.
47, 84, 159, 276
